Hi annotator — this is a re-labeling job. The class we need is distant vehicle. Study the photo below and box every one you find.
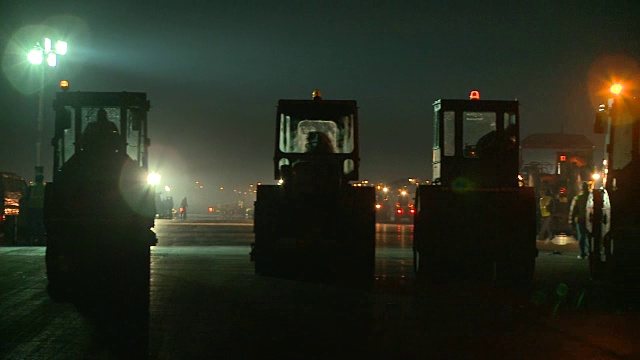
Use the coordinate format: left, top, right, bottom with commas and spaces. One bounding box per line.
374, 184, 393, 223
589, 82, 640, 284
375, 179, 418, 223
155, 193, 174, 219
392, 188, 415, 223
44, 89, 156, 300
251, 90, 376, 282
0, 172, 27, 244
413, 92, 537, 289
216, 201, 249, 220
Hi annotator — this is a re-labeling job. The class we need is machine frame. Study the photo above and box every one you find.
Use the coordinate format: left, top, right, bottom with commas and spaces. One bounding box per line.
414, 96, 537, 289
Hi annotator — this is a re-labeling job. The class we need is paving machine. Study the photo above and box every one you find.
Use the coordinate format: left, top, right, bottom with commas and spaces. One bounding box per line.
413, 92, 537, 289
251, 90, 376, 282
44, 89, 156, 299
589, 83, 640, 284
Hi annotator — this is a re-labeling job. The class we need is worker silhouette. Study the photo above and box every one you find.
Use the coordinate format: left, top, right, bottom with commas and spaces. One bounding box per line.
82, 108, 120, 153
570, 182, 591, 259
180, 197, 188, 220
305, 131, 334, 154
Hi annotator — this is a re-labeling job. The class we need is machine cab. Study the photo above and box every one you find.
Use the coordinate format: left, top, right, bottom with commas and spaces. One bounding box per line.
51, 91, 151, 181
432, 96, 520, 188
273, 91, 360, 187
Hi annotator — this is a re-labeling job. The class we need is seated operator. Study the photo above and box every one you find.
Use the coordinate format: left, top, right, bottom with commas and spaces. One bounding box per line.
304, 131, 335, 154
292, 131, 340, 189
82, 108, 120, 153
474, 130, 498, 158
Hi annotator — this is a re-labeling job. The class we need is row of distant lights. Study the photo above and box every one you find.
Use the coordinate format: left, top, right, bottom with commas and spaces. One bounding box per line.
194, 180, 259, 193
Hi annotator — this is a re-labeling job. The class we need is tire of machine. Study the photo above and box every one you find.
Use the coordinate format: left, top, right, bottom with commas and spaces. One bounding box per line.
253, 186, 279, 278
253, 243, 273, 277
45, 233, 72, 302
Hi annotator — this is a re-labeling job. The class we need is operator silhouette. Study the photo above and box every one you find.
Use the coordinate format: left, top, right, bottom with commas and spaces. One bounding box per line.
474, 130, 497, 158
305, 131, 334, 154
82, 108, 120, 153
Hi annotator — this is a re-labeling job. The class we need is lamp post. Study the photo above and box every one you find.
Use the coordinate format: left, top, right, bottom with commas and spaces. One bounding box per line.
27, 38, 67, 181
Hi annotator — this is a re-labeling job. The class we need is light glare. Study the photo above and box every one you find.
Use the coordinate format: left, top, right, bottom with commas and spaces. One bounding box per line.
44, 38, 52, 52
47, 53, 57, 67
610, 83, 623, 95
55, 40, 68, 55
28, 49, 43, 65
147, 172, 161, 185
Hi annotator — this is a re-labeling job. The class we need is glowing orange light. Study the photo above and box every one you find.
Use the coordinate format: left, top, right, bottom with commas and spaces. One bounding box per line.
59, 80, 69, 90
610, 83, 623, 95
559, 155, 566, 162
469, 90, 480, 100
208, 207, 214, 213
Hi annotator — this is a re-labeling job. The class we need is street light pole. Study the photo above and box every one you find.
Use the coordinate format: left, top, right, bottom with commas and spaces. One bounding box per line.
27, 38, 67, 181
35, 65, 45, 178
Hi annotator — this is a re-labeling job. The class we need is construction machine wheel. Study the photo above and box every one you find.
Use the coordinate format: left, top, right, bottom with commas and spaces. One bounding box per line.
343, 187, 376, 283
45, 233, 73, 301
253, 185, 283, 278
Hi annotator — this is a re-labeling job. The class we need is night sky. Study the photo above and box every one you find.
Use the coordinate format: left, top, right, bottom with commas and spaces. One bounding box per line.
1, 1, 639, 207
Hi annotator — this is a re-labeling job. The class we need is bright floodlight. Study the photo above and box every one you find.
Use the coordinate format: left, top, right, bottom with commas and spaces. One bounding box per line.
55, 40, 68, 55
164, 185, 171, 192
592, 173, 601, 180
147, 172, 161, 185
28, 49, 43, 65
610, 83, 623, 95
47, 53, 57, 67
44, 38, 52, 52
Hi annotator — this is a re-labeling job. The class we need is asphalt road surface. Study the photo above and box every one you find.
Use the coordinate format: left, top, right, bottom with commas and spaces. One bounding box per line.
1, 218, 639, 359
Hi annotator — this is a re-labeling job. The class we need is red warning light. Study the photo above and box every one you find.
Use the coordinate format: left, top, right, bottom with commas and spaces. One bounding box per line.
469, 90, 480, 100
560, 187, 566, 194
559, 155, 567, 162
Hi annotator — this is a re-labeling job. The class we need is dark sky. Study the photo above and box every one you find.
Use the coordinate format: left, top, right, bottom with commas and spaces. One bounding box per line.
1, 1, 639, 206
